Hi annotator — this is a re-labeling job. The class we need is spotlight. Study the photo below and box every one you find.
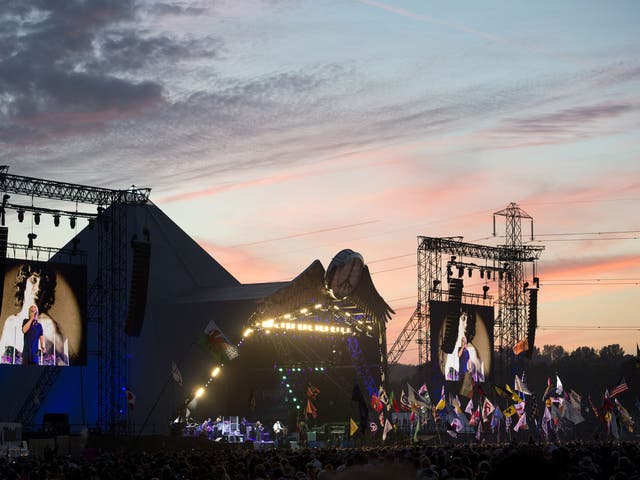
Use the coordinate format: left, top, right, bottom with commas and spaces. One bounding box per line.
0, 207, 4, 226
53, 214, 60, 227
467, 268, 473, 278
70, 217, 76, 229
33, 212, 40, 225
243, 328, 253, 338
194, 387, 205, 398
482, 285, 490, 299
211, 366, 221, 378
433, 279, 441, 290
480, 269, 484, 279
499, 271, 504, 281
446, 265, 453, 277
27, 233, 37, 249
523, 282, 529, 292
17, 210, 25, 222
2, 194, 9, 205
487, 271, 491, 280
534, 277, 540, 288
314, 303, 322, 309
457, 266, 464, 277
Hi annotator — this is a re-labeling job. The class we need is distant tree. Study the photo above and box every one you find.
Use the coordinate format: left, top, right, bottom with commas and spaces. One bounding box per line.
570, 346, 598, 362
599, 344, 625, 360
541, 345, 567, 362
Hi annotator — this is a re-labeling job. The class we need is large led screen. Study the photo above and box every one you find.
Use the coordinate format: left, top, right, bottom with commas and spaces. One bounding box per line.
429, 301, 494, 382
0, 259, 87, 366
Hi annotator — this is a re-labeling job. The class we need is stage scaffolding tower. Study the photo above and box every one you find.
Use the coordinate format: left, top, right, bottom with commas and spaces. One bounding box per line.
0, 166, 150, 433
387, 203, 543, 378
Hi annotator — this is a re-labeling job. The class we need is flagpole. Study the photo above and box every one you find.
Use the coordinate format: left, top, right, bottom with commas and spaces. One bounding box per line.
432, 408, 442, 445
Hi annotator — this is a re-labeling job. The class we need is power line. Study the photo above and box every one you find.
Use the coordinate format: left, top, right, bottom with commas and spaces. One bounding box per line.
530, 237, 638, 242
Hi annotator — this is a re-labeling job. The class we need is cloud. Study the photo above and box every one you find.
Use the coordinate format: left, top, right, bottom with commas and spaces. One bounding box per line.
0, 0, 222, 144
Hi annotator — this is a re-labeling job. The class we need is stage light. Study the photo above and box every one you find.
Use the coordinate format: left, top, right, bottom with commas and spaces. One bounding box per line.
53, 214, 60, 227
533, 276, 540, 288
70, 216, 76, 229
195, 387, 205, 398
33, 212, 40, 225
487, 271, 491, 280
482, 285, 490, 299
366, 325, 373, 331
314, 304, 322, 309
0, 208, 4, 226
243, 328, 253, 338
27, 233, 37, 249
446, 265, 453, 277
283, 313, 292, 320
300, 308, 308, 314
499, 271, 504, 281
17, 210, 25, 222
433, 280, 441, 290
457, 266, 464, 277
467, 268, 473, 278
480, 270, 484, 279
523, 282, 529, 292
345, 312, 351, 317
293, 397, 297, 402
211, 366, 221, 378
333, 305, 340, 310
261, 319, 274, 328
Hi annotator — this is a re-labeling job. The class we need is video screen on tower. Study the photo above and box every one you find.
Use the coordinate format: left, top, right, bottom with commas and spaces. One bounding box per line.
429, 301, 494, 382
0, 258, 87, 366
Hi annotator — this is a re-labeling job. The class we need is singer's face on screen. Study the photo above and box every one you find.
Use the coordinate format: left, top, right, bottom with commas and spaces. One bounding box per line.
25, 273, 41, 300
29, 305, 38, 318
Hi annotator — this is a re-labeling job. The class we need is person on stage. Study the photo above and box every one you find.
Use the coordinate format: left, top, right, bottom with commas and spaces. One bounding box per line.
458, 335, 470, 377
21, 305, 45, 365
255, 420, 264, 441
273, 420, 285, 446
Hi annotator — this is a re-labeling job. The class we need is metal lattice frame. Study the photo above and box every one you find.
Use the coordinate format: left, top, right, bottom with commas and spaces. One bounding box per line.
0, 167, 150, 432
388, 205, 543, 368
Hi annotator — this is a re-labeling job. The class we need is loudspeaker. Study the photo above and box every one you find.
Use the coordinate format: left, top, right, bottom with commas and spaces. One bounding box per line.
42, 413, 70, 435
526, 289, 538, 359
124, 241, 151, 336
441, 278, 463, 354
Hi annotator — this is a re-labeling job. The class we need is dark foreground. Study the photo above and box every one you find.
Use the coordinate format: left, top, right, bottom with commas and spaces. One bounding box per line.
1, 440, 639, 480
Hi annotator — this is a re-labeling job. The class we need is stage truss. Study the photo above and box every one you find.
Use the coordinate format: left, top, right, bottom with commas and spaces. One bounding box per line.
388, 203, 544, 376
0, 166, 150, 433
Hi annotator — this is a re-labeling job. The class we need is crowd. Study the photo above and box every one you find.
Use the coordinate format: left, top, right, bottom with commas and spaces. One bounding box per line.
1, 440, 639, 480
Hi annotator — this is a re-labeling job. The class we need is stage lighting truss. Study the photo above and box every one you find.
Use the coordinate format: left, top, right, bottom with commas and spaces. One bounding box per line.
445, 258, 508, 284
252, 302, 376, 337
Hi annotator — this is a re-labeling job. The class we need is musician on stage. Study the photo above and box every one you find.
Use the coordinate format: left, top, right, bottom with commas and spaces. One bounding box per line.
273, 420, 285, 446
255, 420, 264, 441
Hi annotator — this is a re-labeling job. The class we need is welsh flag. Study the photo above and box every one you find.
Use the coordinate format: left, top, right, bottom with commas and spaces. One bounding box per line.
197, 320, 239, 363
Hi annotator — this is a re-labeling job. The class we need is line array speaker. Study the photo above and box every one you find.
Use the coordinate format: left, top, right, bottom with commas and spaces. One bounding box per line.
124, 241, 151, 336
441, 278, 463, 354
526, 288, 538, 358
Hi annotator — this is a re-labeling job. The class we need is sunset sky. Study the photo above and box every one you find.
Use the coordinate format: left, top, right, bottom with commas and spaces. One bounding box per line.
1, 0, 639, 363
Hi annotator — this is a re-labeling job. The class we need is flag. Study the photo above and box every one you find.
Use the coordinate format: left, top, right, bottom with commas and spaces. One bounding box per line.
435, 396, 446, 411
476, 418, 483, 440
382, 418, 393, 441
615, 399, 634, 433
543, 377, 553, 400
504, 384, 522, 403
513, 338, 528, 356
413, 417, 420, 442
556, 375, 563, 396
491, 406, 503, 431
125, 388, 136, 409
418, 384, 432, 407
610, 377, 628, 398
514, 413, 527, 432
378, 386, 390, 411
503, 405, 517, 417
171, 361, 183, 386
371, 393, 384, 413
459, 372, 474, 399
352, 383, 369, 434
369, 422, 378, 434
389, 391, 400, 413
408, 383, 430, 409
465, 398, 474, 415
451, 417, 463, 433
482, 397, 495, 422
493, 384, 510, 400
306, 383, 320, 419
418, 383, 428, 396
400, 389, 411, 411
588, 395, 600, 419
469, 406, 481, 427
349, 418, 359, 436
514, 374, 532, 395
379, 411, 385, 427
541, 407, 551, 437
515, 402, 526, 417
197, 320, 239, 363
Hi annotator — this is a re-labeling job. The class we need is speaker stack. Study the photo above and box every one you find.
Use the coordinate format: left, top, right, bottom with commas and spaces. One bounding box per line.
441, 278, 463, 354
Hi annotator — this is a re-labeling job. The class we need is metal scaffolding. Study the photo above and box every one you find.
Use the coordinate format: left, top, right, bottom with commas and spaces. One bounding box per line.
388, 204, 544, 372
0, 166, 150, 433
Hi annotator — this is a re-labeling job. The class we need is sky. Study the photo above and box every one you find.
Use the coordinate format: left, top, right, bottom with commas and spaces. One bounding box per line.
1, 0, 639, 364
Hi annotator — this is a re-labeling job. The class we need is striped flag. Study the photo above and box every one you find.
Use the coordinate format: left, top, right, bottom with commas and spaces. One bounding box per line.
171, 361, 183, 386
610, 377, 628, 398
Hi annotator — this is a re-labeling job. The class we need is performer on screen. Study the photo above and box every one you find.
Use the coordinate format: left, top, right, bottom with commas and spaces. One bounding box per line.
0, 263, 68, 365
21, 305, 45, 365
458, 335, 470, 377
